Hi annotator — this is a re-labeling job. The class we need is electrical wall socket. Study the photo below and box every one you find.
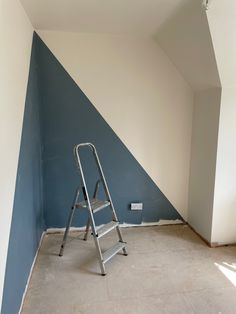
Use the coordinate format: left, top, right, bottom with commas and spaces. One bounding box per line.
131, 203, 143, 211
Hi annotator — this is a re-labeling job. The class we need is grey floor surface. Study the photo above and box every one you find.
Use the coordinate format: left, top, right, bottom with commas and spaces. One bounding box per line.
22, 225, 236, 314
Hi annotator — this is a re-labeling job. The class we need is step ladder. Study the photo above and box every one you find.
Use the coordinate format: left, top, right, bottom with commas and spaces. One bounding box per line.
59, 143, 128, 275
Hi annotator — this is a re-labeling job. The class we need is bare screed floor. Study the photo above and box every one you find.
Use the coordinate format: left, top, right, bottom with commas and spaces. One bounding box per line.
22, 225, 236, 314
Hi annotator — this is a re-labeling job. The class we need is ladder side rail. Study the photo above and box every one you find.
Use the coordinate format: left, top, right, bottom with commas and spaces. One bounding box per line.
74, 144, 106, 274
91, 145, 127, 254
75, 143, 115, 217
74, 145, 96, 227
91, 145, 119, 222
59, 187, 80, 256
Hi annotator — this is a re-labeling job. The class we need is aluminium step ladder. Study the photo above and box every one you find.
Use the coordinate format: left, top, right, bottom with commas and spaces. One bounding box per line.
59, 143, 128, 275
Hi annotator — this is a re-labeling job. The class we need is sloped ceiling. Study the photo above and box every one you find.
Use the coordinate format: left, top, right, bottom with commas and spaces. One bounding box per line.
155, 0, 221, 91
20, 0, 220, 91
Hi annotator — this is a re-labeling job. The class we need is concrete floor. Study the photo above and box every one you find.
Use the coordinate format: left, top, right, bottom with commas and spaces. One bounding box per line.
22, 225, 236, 314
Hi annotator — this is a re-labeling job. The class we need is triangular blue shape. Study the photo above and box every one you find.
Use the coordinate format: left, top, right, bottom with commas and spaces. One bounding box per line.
34, 33, 182, 227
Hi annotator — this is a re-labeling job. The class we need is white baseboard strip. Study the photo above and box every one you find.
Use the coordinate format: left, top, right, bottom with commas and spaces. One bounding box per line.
46, 219, 184, 234
19, 231, 45, 314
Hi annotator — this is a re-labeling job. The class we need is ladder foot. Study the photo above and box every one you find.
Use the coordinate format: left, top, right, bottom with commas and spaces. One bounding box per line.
59, 246, 64, 256
122, 246, 128, 256
101, 273, 106, 276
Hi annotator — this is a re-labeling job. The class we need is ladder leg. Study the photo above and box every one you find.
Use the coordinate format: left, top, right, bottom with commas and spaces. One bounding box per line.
59, 188, 80, 256
109, 204, 128, 256
89, 213, 106, 275
83, 217, 91, 241
116, 226, 128, 256
91, 146, 128, 257
93, 236, 106, 275
59, 206, 76, 256
93, 180, 100, 198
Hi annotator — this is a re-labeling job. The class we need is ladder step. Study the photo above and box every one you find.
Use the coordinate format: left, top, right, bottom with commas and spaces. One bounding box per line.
102, 242, 126, 264
76, 198, 110, 213
96, 221, 119, 239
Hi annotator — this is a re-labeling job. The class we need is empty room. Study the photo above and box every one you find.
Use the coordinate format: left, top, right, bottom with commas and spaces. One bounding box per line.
1, 0, 236, 313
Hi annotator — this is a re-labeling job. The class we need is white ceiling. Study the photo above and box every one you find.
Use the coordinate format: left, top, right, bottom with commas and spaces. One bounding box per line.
20, 0, 188, 35
155, 0, 221, 90
20, 0, 221, 91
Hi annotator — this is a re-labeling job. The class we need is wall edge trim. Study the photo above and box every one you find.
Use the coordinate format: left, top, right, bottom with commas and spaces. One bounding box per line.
46, 220, 185, 234
18, 231, 46, 314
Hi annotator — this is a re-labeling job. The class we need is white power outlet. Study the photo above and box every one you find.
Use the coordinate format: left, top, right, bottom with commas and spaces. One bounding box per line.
131, 203, 143, 211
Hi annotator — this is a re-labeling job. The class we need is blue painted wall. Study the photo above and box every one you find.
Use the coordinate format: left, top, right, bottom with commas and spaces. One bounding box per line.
35, 33, 182, 228
1, 35, 45, 314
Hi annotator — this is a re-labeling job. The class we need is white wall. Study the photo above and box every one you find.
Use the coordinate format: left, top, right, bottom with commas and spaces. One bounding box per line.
188, 88, 221, 242
38, 31, 193, 219
0, 0, 33, 308
206, 1, 236, 244
207, 1, 236, 87
211, 86, 236, 244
